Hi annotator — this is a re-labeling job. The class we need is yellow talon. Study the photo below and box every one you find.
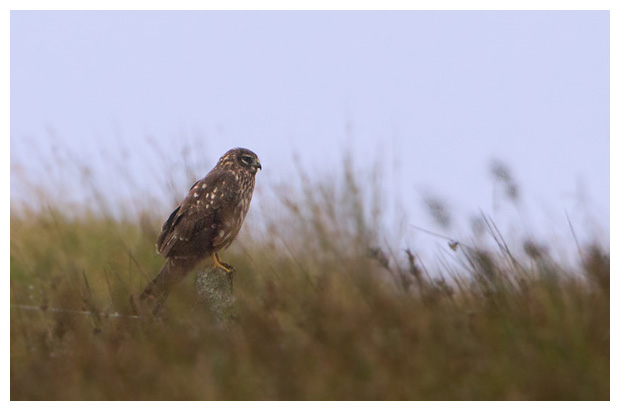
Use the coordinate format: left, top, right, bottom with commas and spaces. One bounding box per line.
212, 252, 232, 272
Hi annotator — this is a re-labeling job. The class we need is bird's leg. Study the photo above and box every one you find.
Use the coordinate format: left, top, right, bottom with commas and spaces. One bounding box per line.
211, 252, 232, 272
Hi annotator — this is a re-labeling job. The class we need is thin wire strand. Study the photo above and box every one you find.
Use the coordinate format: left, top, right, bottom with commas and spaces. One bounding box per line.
10, 304, 143, 319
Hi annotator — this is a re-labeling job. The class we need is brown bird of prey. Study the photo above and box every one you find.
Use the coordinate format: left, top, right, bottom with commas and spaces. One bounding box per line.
140, 147, 261, 305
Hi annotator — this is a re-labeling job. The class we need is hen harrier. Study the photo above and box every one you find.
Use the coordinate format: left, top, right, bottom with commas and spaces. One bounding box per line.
140, 147, 261, 306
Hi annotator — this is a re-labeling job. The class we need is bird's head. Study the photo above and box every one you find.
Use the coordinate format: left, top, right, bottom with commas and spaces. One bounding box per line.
221, 147, 262, 174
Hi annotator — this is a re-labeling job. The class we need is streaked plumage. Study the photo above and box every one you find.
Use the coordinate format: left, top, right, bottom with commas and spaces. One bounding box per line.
140, 147, 261, 308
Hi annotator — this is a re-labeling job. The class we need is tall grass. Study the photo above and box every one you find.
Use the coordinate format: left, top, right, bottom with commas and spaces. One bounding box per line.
10, 148, 609, 400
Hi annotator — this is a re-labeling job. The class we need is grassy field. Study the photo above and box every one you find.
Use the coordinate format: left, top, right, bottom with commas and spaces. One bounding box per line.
10, 160, 609, 400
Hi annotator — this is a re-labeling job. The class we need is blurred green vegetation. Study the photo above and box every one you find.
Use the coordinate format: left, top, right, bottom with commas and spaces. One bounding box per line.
10, 158, 609, 400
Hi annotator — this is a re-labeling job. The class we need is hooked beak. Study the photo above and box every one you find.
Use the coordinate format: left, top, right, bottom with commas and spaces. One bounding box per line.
255, 159, 262, 171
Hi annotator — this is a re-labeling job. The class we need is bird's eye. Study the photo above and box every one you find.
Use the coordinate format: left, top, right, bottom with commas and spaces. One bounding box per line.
241, 155, 253, 164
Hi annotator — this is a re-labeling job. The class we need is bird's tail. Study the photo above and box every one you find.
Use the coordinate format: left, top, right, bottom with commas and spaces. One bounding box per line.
139, 258, 198, 315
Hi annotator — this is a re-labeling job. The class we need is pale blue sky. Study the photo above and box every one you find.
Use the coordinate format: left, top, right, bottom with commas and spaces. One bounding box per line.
10, 11, 610, 255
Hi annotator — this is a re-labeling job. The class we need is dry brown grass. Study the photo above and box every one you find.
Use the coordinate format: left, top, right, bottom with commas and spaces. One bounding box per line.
10, 153, 609, 400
